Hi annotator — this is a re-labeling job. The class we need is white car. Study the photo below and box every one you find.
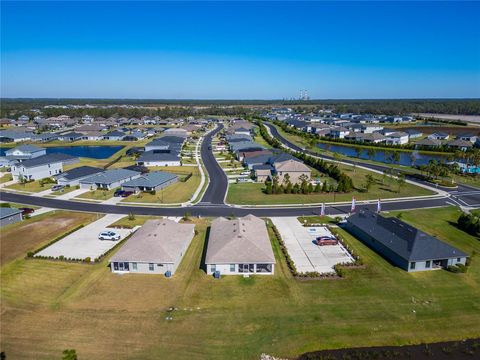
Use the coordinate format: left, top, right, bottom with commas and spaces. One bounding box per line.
98, 231, 121, 241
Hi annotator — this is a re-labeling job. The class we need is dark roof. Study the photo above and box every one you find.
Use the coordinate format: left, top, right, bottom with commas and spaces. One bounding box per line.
158, 135, 186, 144
17, 153, 77, 168
56, 166, 104, 181
252, 164, 274, 170
80, 169, 140, 185
138, 150, 180, 162
104, 130, 125, 137
347, 209, 467, 261
122, 171, 177, 188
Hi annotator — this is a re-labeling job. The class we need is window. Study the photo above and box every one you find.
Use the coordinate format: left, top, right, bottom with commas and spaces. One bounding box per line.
118, 262, 124, 271
210, 265, 216, 273
124, 262, 129, 271
256, 264, 272, 273
230, 264, 235, 272
238, 264, 254, 273
410, 262, 416, 270
113, 262, 119, 271
149, 263, 154, 271
132, 262, 137, 271
457, 258, 461, 262
425, 261, 431, 268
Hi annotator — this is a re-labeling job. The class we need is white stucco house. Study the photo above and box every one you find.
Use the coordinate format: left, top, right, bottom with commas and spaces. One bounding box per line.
10, 154, 69, 181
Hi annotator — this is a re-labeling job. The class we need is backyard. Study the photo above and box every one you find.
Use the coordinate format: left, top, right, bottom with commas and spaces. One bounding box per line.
1, 207, 480, 359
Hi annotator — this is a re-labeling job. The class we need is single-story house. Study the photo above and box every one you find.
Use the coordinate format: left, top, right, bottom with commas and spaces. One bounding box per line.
405, 129, 423, 139
345, 209, 468, 272
121, 171, 178, 192
253, 164, 273, 182
447, 139, 473, 151
5, 144, 46, 159
415, 138, 443, 149
428, 132, 450, 141
0, 207, 23, 227
57, 132, 84, 142
163, 128, 188, 137
328, 127, 350, 139
110, 219, 195, 275
458, 133, 478, 143
103, 130, 125, 141
205, 214, 276, 275
273, 158, 311, 184
10, 153, 78, 181
55, 166, 104, 186
136, 151, 181, 167
0, 130, 34, 143
79, 168, 141, 190
384, 132, 409, 145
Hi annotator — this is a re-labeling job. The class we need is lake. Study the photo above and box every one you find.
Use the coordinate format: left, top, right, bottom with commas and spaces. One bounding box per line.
0, 146, 124, 159
316, 143, 448, 166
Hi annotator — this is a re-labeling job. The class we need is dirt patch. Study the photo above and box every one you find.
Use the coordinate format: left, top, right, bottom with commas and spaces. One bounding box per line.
298, 338, 480, 360
0, 212, 97, 266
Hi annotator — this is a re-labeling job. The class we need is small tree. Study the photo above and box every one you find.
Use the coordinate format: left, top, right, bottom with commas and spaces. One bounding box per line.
396, 174, 406, 193
364, 174, 375, 192
128, 212, 136, 221
62, 349, 78, 360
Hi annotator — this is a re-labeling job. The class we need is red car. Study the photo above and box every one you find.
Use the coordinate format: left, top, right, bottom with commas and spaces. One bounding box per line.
19, 207, 35, 216
315, 236, 338, 246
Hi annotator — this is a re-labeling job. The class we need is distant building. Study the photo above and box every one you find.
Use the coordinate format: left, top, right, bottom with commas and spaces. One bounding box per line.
55, 166, 104, 186
428, 132, 450, 141
79, 169, 141, 190
121, 171, 178, 192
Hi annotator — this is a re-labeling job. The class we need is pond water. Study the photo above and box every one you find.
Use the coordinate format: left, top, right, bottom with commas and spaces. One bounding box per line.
0, 146, 124, 159
317, 143, 448, 166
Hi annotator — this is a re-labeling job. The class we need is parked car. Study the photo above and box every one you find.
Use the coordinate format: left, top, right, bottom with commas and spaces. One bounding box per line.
51, 184, 65, 192
98, 231, 121, 241
121, 191, 134, 198
19, 207, 35, 216
315, 236, 338, 246
240, 171, 251, 176
114, 190, 125, 197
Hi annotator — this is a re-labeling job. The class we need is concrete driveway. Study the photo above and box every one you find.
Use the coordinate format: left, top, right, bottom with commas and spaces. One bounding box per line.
270, 217, 354, 274
35, 214, 138, 261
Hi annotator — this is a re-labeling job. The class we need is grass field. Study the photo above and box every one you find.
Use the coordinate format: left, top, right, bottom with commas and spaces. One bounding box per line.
0, 211, 98, 266
227, 164, 434, 205
0, 173, 12, 183
6, 180, 55, 193
122, 166, 201, 204
1, 207, 480, 359
77, 188, 118, 201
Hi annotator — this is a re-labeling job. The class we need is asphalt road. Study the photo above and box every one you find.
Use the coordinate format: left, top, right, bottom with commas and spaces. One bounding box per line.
263, 122, 480, 196
1, 122, 480, 216
198, 124, 228, 205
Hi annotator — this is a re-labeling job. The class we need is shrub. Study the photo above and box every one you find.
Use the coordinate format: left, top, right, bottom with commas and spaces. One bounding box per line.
128, 212, 136, 221
27, 251, 34, 258
84, 257, 91, 263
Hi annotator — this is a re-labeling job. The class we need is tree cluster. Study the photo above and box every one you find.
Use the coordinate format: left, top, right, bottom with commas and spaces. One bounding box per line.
458, 212, 480, 237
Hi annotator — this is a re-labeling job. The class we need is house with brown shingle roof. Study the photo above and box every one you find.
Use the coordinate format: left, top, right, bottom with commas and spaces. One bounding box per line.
273, 158, 311, 184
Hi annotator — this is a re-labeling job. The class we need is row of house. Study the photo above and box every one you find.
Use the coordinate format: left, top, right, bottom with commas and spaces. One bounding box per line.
110, 214, 276, 276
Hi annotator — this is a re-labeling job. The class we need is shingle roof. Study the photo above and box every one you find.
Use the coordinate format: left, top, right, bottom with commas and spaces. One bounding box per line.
138, 151, 180, 162
17, 153, 77, 168
0, 207, 22, 219
274, 159, 310, 173
110, 219, 195, 263
122, 171, 177, 188
347, 209, 467, 261
447, 139, 473, 148
205, 215, 276, 264
5, 145, 44, 154
56, 166, 104, 181
80, 168, 140, 185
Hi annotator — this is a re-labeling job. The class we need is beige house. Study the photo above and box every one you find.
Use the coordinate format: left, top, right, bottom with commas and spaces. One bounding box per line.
205, 215, 276, 275
273, 159, 311, 184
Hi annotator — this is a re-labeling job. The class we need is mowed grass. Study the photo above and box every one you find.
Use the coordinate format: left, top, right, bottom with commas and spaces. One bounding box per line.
76, 187, 118, 201
122, 166, 201, 204
0, 173, 12, 183
227, 172, 433, 205
6, 180, 55, 193
0, 211, 98, 266
1, 208, 480, 359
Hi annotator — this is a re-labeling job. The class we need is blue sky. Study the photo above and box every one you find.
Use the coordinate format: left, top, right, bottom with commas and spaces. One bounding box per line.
1, 1, 479, 99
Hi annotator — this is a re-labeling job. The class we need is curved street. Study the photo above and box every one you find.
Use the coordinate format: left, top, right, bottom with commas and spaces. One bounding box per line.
1, 121, 480, 216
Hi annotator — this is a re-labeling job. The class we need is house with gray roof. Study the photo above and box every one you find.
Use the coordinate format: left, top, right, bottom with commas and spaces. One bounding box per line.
0, 129, 34, 143
0, 207, 23, 227
345, 209, 468, 272
137, 151, 181, 167
55, 166, 104, 186
110, 219, 195, 276
121, 171, 178, 192
79, 168, 141, 190
5, 145, 46, 159
205, 215, 276, 276
10, 153, 78, 181
103, 130, 125, 141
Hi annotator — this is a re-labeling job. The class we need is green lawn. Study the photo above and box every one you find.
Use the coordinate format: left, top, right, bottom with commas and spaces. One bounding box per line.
76, 188, 118, 201
0, 173, 12, 183
227, 166, 434, 205
6, 180, 54, 193
50, 186, 79, 196
1, 210, 480, 359
108, 215, 157, 228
